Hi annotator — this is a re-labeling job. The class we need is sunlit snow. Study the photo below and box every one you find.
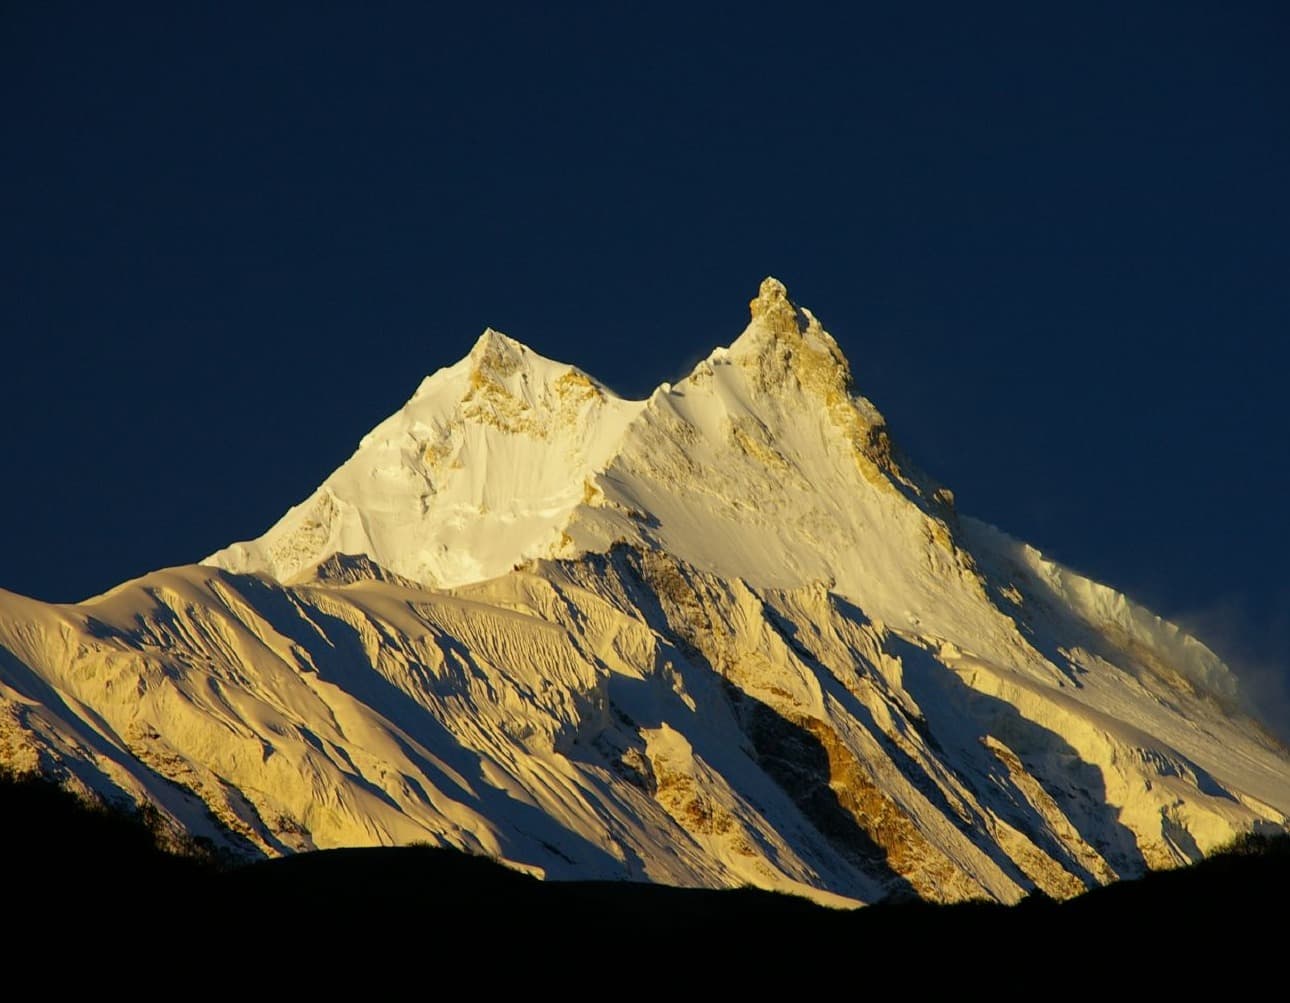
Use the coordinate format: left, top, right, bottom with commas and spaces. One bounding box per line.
2, 279, 1285, 905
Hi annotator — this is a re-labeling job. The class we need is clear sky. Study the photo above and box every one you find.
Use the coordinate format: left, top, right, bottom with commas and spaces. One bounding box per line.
3, 4, 1287, 721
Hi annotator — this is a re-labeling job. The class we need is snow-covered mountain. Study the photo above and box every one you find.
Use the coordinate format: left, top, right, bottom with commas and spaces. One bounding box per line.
2, 278, 1286, 905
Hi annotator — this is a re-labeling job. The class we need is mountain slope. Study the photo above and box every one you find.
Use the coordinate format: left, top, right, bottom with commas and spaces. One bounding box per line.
206, 328, 643, 588
2, 278, 1286, 905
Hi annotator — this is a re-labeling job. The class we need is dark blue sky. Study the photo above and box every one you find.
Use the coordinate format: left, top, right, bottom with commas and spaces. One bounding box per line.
3, 4, 1287, 714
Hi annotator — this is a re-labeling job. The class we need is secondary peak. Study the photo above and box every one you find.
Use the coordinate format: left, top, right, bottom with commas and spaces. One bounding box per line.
466, 327, 536, 383
470, 326, 525, 358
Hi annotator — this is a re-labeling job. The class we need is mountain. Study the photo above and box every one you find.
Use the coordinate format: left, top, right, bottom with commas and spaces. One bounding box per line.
2, 278, 1286, 907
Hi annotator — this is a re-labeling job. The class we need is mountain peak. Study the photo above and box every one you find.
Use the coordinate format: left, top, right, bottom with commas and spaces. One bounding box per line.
468, 327, 529, 377
749, 276, 808, 335
728, 278, 852, 402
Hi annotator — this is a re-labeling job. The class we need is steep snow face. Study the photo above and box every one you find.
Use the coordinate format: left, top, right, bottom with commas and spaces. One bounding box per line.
206, 330, 644, 587
566, 278, 1036, 673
